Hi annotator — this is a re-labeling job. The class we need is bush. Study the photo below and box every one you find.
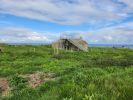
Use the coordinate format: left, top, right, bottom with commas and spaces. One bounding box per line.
9, 75, 28, 93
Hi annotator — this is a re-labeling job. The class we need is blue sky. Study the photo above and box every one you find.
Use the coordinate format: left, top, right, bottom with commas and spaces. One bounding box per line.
0, 0, 133, 44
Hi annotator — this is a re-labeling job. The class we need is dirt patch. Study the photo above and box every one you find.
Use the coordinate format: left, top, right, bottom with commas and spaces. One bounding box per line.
22, 72, 56, 88
0, 78, 10, 96
0, 72, 56, 97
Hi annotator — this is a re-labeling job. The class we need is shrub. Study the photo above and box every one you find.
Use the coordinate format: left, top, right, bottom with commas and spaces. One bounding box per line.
9, 75, 28, 93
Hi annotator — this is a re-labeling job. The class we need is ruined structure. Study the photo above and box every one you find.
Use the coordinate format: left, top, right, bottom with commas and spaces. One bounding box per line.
52, 35, 88, 53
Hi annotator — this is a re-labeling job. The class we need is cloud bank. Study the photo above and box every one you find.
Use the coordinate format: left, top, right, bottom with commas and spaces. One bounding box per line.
0, 27, 54, 43
87, 22, 133, 44
0, 21, 133, 44
0, 0, 133, 25
0, 0, 133, 44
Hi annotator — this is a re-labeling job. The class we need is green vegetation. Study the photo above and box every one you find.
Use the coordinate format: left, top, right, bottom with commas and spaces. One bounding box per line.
0, 45, 133, 100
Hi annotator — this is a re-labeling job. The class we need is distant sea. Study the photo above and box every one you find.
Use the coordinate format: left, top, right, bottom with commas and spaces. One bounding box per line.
89, 44, 133, 49
8, 43, 133, 49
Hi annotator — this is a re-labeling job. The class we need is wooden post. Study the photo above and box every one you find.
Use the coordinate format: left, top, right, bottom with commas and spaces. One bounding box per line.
33, 48, 36, 52
0, 48, 2, 52
0, 47, 3, 53
54, 48, 55, 54
71, 48, 72, 52
57, 48, 59, 54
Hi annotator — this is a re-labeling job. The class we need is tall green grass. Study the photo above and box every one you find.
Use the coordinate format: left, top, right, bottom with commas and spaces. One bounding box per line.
0, 45, 133, 100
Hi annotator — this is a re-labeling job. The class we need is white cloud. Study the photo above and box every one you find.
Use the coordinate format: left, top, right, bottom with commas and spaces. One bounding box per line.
0, 27, 54, 43
0, 0, 133, 44
103, 36, 113, 41
86, 22, 133, 44
60, 22, 133, 44
0, 22, 133, 44
119, 0, 133, 9
0, 0, 132, 25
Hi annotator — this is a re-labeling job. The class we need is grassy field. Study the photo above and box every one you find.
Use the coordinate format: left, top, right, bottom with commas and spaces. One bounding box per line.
0, 45, 133, 100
